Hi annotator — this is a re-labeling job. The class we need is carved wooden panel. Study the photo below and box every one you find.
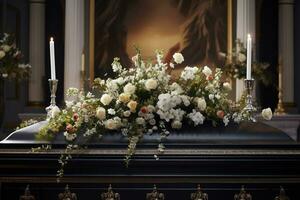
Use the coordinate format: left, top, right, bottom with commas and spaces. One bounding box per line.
191, 184, 208, 200
234, 185, 252, 200
101, 184, 120, 200
58, 185, 77, 200
146, 185, 165, 200
19, 185, 35, 200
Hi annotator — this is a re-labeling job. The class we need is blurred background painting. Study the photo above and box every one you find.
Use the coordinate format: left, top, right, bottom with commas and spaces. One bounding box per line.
94, 0, 228, 78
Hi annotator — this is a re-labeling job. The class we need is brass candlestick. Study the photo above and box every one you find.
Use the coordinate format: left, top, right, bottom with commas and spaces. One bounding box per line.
243, 79, 256, 121
275, 58, 285, 115
46, 79, 58, 119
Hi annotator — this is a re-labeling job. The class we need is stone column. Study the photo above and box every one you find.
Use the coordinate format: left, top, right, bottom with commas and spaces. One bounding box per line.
28, 0, 45, 105
64, 0, 85, 99
278, 0, 294, 105
235, 0, 256, 101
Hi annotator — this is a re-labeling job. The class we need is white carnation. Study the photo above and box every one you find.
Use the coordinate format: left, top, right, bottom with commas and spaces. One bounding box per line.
173, 52, 184, 64
65, 100, 74, 108
100, 94, 113, 105
64, 132, 77, 141
124, 83, 136, 95
108, 108, 116, 115
145, 78, 158, 91
262, 108, 272, 120
202, 66, 212, 77
188, 109, 205, 126
180, 66, 198, 81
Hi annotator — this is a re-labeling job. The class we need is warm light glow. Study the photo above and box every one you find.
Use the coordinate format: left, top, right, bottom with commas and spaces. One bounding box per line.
50, 37, 54, 42
248, 34, 251, 39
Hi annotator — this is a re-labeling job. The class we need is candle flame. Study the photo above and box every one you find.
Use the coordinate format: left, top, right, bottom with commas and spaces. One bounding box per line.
50, 37, 54, 41
247, 34, 251, 39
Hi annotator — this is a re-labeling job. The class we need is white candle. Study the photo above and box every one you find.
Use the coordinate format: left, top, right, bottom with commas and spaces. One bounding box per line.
246, 34, 252, 80
49, 37, 56, 80
81, 52, 85, 71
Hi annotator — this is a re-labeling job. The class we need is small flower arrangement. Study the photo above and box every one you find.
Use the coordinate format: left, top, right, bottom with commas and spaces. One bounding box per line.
38, 50, 272, 178
0, 33, 31, 79
221, 39, 271, 85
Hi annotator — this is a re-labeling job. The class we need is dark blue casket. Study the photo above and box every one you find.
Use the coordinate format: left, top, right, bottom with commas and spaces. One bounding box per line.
0, 121, 300, 200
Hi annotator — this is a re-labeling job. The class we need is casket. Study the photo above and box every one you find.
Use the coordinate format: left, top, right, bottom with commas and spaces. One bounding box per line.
0, 121, 300, 200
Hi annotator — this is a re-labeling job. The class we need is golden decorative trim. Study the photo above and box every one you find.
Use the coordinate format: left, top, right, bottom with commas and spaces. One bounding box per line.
146, 185, 165, 200
191, 184, 208, 200
101, 184, 120, 200
58, 185, 77, 200
19, 185, 36, 200
227, 0, 233, 62
89, 0, 95, 85
234, 185, 252, 200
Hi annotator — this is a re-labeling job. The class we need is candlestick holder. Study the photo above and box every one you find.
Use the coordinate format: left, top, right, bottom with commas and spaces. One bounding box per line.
243, 79, 257, 121
80, 70, 85, 92
46, 79, 58, 119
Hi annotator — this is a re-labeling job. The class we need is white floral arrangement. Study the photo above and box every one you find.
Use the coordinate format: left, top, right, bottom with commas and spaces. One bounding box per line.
0, 33, 31, 79
38, 50, 272, 178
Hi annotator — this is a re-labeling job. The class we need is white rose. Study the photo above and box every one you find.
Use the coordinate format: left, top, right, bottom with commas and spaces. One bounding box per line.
173, 52, 184, 64
127, 100, 138, 112
202, 66, 212, 77
119, 93, 131, 103
104, 119, 118, 130
100, 94, 113, 105
209, 94, 214, 100
171, 120, 182, 129
2, 45, 11, 52
223, 82, 232, 91
96, 107, 106, 120
262, 108, 272, 120
51, 106, 61, 118
197, 98, 207, 111
123, 110, 131, 117
124, 83, 136, 95
238, 53, 246, 62
0, 51, 5, 59
145, 78, 158, 91
136, 117, 145, 125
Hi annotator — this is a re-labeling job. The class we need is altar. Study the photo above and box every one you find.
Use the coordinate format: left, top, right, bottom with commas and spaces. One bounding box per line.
0, 122, 300, 199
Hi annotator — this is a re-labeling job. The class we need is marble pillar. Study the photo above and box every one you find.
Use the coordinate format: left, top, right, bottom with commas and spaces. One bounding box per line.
235, 0, 256, 101
28, 0, 45, 105
278, 0, 294, 105
64, 0, 85, 99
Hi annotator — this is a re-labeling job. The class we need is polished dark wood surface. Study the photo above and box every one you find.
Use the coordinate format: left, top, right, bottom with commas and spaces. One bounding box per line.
0, 122, 299, 199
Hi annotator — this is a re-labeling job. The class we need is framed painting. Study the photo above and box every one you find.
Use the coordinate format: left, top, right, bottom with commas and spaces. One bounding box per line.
88, 0, 233, 81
